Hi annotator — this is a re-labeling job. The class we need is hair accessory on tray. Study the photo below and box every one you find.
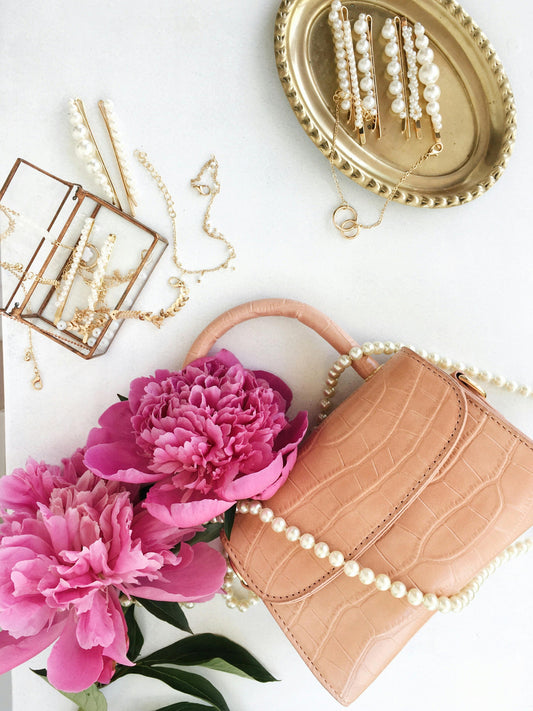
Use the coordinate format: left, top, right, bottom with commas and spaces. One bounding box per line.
276, 0, 516, 212
183, 298, 533, 706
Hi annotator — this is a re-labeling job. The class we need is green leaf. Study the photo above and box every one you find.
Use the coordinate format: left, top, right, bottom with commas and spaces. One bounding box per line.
223, 505, 236, 540
188, 522, 223, 545
151, 704, 218, 711
32, 670, 108, 711
138, 633, 277, 683
117, 393, 128, 401
124, 604, 144, 661
136, 597, 193, 634
120, 665, 229, 711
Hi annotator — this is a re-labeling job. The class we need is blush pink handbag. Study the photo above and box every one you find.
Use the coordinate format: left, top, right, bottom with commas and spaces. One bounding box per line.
185, 298, 533, 706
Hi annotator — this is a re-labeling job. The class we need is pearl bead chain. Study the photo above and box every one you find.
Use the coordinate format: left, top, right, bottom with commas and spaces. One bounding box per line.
319, 341, 533, 425
232, 499, 532, 614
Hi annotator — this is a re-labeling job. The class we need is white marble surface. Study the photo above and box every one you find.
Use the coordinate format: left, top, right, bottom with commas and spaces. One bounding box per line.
1, 0, 533, 709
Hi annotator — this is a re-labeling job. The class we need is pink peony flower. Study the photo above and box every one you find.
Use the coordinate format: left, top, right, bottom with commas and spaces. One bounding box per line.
84, 350, 307, 527
0, 457, 226, 692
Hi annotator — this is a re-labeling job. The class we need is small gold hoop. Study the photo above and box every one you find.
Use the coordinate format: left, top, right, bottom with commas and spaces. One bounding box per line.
80, 243, 100, 271
332, 205, 361, 239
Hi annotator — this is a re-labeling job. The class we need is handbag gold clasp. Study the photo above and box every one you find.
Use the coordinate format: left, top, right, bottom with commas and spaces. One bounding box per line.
456, 372, 487, 398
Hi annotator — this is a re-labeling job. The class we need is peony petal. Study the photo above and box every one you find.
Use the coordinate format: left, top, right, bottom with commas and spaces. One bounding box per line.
84, 441, 160, 483
143, 484, 233, 528
77, 590, 114, 649
217, 451, 286, 501
0, 620, 65, 675
253, 370, 293, 409
256, 447, 299, 500
101, 589, 133, 667
129, 372, 170, 413
47, 616, 104, 692
127, 543, 225, 602
188, 349, 241, 371
274, 410, 308, 454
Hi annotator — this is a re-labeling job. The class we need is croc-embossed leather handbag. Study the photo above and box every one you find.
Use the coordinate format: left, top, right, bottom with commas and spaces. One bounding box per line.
185, 299, 533, 706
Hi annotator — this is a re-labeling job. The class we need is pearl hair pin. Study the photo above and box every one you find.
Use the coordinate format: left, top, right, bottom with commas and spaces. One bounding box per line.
82, 233, 116, 342
68, 99, 122, 209
353, 13, 381, 138
329, 1, 365, 140
98, 100, 139, 216
54, 217, 95, 325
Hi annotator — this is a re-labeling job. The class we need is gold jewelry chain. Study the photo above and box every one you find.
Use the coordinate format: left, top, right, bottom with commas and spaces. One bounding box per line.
329, 100, 443, 239
135, 150, 236, 281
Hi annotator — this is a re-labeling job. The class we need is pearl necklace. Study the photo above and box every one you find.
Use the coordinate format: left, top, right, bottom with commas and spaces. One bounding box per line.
224, 343, 533, 614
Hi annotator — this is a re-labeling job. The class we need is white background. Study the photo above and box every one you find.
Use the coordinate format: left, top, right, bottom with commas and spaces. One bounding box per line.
1, 0, 532, 709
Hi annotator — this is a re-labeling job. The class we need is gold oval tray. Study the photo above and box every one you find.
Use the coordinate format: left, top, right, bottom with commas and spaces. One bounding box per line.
275, 0, 516, 207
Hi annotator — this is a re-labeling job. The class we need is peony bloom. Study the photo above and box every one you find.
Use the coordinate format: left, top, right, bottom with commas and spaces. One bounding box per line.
84, 350, 308, 527
0, 457, 226, 692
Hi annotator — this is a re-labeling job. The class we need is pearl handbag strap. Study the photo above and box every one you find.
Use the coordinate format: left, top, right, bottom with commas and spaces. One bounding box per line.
184, 298, 379, 379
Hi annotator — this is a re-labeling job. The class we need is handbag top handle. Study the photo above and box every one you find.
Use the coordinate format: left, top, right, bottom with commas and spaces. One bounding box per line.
184, 298, 379, 380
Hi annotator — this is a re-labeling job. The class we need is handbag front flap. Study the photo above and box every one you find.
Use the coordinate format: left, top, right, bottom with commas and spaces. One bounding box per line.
223, 349, 468, 602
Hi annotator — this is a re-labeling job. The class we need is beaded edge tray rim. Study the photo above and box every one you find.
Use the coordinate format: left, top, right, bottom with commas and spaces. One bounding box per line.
274, 0, 517, 208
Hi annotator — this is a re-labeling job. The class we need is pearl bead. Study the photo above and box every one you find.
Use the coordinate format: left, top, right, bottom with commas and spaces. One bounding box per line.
358, 567, 375, 585
259, 507, 274, 523
362, 95, 376, 111
356, 38, 369, 54
360, 75, 373, 93
248, 501, 262, 515
331, 0, 341, 11
339, 79, 349, 91
237, 501, 250, 514
69, 111, 83, 127
387, 60, 401, 77
340, 100, 351, 111
349, 347, 363, 360
391, 98, 406, 114
417, 47, 434, 64
271, 517, 286, 533
419, 62, 440, 85
285, 525, 300, 542
87, 337, 96, 347
415, 34, 429, 49
423, 84, 441, 102
353, 18, 368, 35
72, 124, 88, 141
299, 533, 315, 549
332, 18, 342, 30
343, 560, 360, 577
438, 596, 452, 613
385, 42, 399, 58
57, 320, 67, 331
329, 10, 338, 22
375, 573, 391, 591
390, 581, 406, 598
450, 596, 463, 612
329, 550, 345, 567
362, 342, 375, 355
314, 542, 330, 559
76, 139, 96, 158
358, 57, 371, 74
389, 79, 403, 96
422, 593, 439, 611
407, 588, 423, 606
381, 21, 395, 40
426, 101, 440, 116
